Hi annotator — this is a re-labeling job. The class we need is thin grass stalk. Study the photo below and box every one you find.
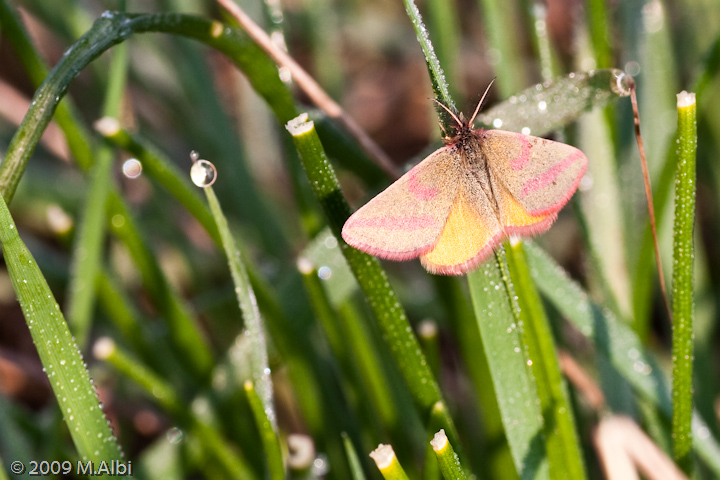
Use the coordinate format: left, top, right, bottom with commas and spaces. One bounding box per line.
370, 445, 410, 480
93, 338, 255, 479
244, 381, 284, 480
424, 0, 462, 102
299, 261, 400, 431
284, 114, 459, 443
95, 122, 285, 335
430, 430, 467, 480
341, 432, 368, 480
65, 153, 112, 349
671, 91, 697, 475
0, 195, 121, 462
399, 0, 456, 113
95, 272, 152, 358
66, 37, 129, 349
529, 2, 561, 82
202, 182, 274, 425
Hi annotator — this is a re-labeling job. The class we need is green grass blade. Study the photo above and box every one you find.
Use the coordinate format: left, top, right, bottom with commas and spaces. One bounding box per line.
341, 432, 368, 480
430, 430, 468, 480
202, 181, 274, 424
400, 0, 456, 114
424, 0, 462, 102
0, 195, 121, 462
672, 91, 697, 474
467, 254, 548, 480
506, 241, 586, 480
245, 381, 284, 480
65, 153, 112, 349
586, 0, 612, 69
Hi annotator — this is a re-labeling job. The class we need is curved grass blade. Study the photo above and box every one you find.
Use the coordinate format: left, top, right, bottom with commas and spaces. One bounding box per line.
0, 195, 122, 462
0, 12, 296, 203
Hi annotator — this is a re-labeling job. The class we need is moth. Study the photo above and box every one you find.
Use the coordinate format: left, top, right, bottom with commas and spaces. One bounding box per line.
342, 87, 587, 275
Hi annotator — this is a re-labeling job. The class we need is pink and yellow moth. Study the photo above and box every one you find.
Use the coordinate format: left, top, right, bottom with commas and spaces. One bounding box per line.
341, 88, 588, 275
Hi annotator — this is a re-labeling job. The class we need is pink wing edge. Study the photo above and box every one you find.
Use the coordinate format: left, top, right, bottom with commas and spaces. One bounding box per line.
341, 232, 437, 261
341, 212, 441, 261
518, 148, 588, 218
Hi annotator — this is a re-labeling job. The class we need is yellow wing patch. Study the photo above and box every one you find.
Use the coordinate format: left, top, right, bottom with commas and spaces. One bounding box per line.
422, 194, 500, 269
499, 187, 551, 227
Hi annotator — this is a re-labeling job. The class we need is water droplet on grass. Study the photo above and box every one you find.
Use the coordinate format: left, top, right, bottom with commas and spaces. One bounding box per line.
190, 159, 218, 187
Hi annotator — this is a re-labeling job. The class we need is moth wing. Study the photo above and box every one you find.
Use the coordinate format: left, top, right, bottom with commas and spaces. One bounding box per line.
482, 129, 587, 235
342, 147, 458, 260
420, 183, 504, 275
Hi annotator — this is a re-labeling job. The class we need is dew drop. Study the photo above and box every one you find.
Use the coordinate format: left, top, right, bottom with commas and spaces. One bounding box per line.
190, 159, 218, 187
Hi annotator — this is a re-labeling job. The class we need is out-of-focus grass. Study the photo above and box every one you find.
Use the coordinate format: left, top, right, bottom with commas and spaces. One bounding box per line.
0, 0, 718, 478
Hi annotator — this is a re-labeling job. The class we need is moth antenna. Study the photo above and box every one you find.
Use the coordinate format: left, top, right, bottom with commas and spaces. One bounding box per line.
437, 121, 448, 137
432, 99, 463, 127
469, 78, 496, 125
